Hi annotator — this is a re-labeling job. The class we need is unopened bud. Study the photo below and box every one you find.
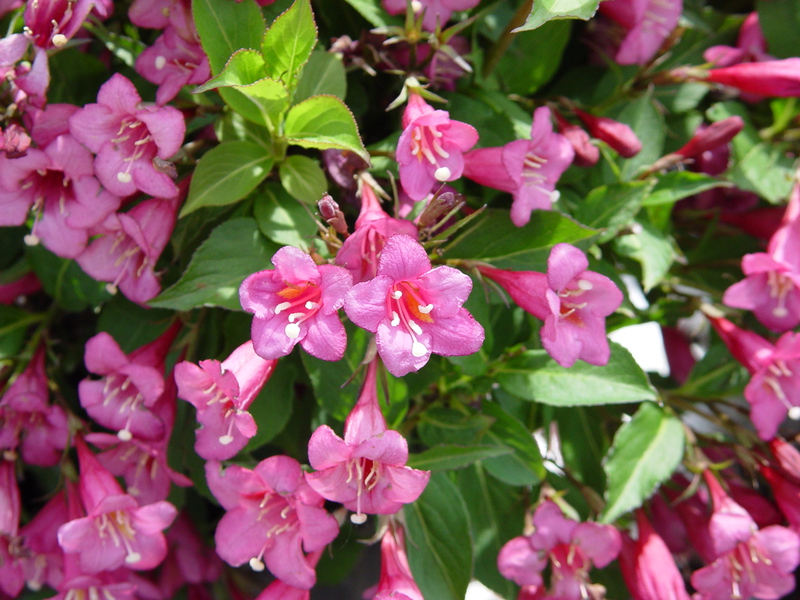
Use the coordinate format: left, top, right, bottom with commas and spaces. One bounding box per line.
554, 112, 598, 167
417, 191, 461, 229
318, 193, 348, 234
675, 117, 744, 159
574, 109, 642, 158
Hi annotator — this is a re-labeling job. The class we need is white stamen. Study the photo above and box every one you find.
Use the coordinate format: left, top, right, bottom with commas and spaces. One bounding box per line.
408, 320, 423, 335
434, 166, 451, 181
117, 429, 132, 442
391, 290, 403, 299
773, 306, 789, 318
125, 552, 141, 564
23, 234, 40, 246
250, 558, 265, 571
410, 0, 422, 11
154, 55, 167, 70
275, 301, 291, 314
305, 301, 319, 309
789, 407, 800, 420
390, 311, 400, 327
411, 341, 428, 357
117, 172, 132, 183
52, 34, 67, 47
350, 512, 367, 524
577, 279, 593, 291
418, 304, 433, 314
288, 312, 305, 323
285, 322, 301, 339
219, 434, 234, 445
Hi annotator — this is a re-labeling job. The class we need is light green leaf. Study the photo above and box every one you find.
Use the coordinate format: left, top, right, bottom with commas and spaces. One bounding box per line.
294, 50, 347, 103
192, 0, 264, 74
405, 472, 473, 600
254, 185, 318, 246
576, 181, 652, 243
614, 221, 675, 291
496, 343, 657, 406
150, 218, 278, 311
193, 49, 266, 93
496, 20, 571, 95
642, 172, 730, 206
182, 141, 273, 217
443, 209, 597, 271
407, 445, 512, 471
515, 0, 600, 32
284, 95, 369, 161
279, 155, 328, 204
215, 111, 271, 149
261, 0, 317, 88
601, 402, 685, 523
233, 78, 291, 132
758, 0, 800, 59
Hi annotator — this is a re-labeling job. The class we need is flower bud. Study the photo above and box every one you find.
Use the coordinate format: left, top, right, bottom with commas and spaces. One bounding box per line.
706, 58, 800, 97
554, 112, 599, 167
574, 109, 642, 158
318, 193, 349, 234
675, 117, 744, 160
417, 191, 461, 230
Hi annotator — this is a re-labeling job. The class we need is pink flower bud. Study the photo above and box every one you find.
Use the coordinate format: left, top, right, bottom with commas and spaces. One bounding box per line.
574, 109, 642, 158
554, 112, 599, 167
675, 117, 744, 160
706, 58, 800, 98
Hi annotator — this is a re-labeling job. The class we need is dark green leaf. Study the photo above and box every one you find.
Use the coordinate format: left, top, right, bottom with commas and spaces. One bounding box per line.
758, 0, 800, 59
617, 92, 664, 180
407, 445, 512, 471
278, 155, 328, 203
261, 0, 317, 89
253, 185, 318, 246
601, 402, 685, 523
515, 0, 600, 32
417, 406, 493, 447
246, 360, 296, 449
27, 246, 110, 312
496, 20, 571, 95
192, 0, 265, 74
97, 296, 174, 354
284, 95, 369, 161
576, 181, 652, 243
341, 0, 401, 26
496, 343, 657, 406
481, 400, 544, 486
405, 472, 473, 600
642, 171, 729, 207
0, 306, 38, 359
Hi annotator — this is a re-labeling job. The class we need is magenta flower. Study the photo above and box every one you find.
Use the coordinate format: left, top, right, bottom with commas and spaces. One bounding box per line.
240, 246, 352, 362
597, 0, 682, 66
705, 58, 800, 98
554, 112, 599, 167
396, 93, 478, 202
463, 107, 574, 226
573, 109, 642, 158
704, 12, 772, 68
306, 361, 430, 523
344, 234, 484, 376
382, 0, 479, 31
762, 439, 800, 531
205, 456, 339, 589
691, 471, 800, 600
0, 458, 25, 597
254, 550, 322, 600
68, 73, 185, 198
498, 500, 621, 599
175, 340, 276, 460
57, 437, 178, 573
24, 0, 95, 49
373, 525, 424, 600
19, 486, 69, 592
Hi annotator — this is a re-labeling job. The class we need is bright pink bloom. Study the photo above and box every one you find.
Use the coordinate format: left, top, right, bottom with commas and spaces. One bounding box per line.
2, 122, 31, 157
157, 513, 223, 599
0, 458, 25, 597
57, 438, 178, 573
175, 340, 276, 460
691, 471, 800, 600
129, 0, 194, 39
597, 0, 682, 66
335, 180, 418, 283
69, 73, 185, 198
554, 112, 599, 167
674, 117, 744, 161
20, 487, 69, 591
24, 0, 95, 49
498, 500, 621, 599
762, 439, 800, 531
345, 234, 484, 376
0, 271, 40, 305
382, 0, 479, 31
77, 196, 179, 305
574, 109, 642, 158
240, 246, 353, 362
306, 361, 430, 523
373, 525, 424, 600
704, 12, 772, 68
705, 58, 800, 98
619, 510, 690, 600
463, 107, 574, 226
396, 93, 478, 202
205, 456, 339, 589
254, 550, 322, 600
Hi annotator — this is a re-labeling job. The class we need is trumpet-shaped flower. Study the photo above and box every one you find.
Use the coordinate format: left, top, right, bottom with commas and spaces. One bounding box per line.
345, 234, 484, 376
597, 0, 682, 66
382, 0, 479, 31
373, 525, 424, 600
240, 246, 353, 362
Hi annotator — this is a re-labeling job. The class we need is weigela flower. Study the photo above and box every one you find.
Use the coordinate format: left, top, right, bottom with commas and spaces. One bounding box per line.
69, 73, 185, 198
0, 457, 25, 597
254, 550, 322, 600
373, 524, 424, 600
554, 112, 599, 167
762, 439, 800, 531
24, 0, 95, 49
240, 246, 353, 362
396, 93, 478, 202
158, 512, 223, 598
345, 234, 484, 376
573, 109, 642, 158
175, 340, 276, 460
704, 58, 800, 98
19, 486, 69, 591
205, 456, 339, 589
691, 471, 800, 600
381, 0, 479, 32
463, 107, 574, 226
498, 500, 621, 599
596, 0, 682, 66
306, 361, 430, 523
704, 12, 772, 68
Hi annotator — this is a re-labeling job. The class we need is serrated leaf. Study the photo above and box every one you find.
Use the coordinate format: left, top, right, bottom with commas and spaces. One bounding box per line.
515, 0, 600, 32
405, 472, 473, 600
254, 185, 317, 246
600, 402, 685, 523
192, 0, 265, 74
642, 171, 730, 207
279, 155, 328, 203
576, 181, 652, 243
294, 50, 347, 103
233, 78, 291, 132
193, 49, 266, 93
182, 141, 273, 217
150, 218, 278, 311
443, 209, 598, 271
617, 92, 664, 180
284, 95, 369, 161
614, 221, 675, 291
407, 445, 512, 471
261, 0, 317, 88
496, 343, 657, 406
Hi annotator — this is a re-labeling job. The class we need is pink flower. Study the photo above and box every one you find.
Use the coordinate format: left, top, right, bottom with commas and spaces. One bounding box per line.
205, 456, 339, 589
0, 271, 40, 305
574, 109, 642, 158
68, 73, 185, 198
691, 471, 800, 600
597, 0, 682, 66
158, 512, 223, 598
498, 500, 621, 599
373, 525, 424, 600
344, 234, 484, 376
463, 107, 574, 226
674, 117, 744, 162
0, 458, 25, 597
705, 58, 800, 98
24, 0, 95, 49
381, 0, 479, 32
704, 12, 772, 68
175, 340, 276, 460
240, 246, 353, 362
554, 112, 599, 167
762, 439, 800, 531
396, 93, 478, 202
306, 361, 430, 523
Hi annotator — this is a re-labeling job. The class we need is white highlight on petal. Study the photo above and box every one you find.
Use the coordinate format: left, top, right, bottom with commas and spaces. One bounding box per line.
155, 55, 167, 70
419, 304, 433, 314
250, 558, 265, 571
411, 341, 428, 357
391, 290, 403, 299
117, 172, 132, 183
219, 435, 234, 445
773, 306, 789, 318
390, 311, 400, 327
117, 429, 133, 442
408, 320, 423, 335
125, 552, 142, 564
434, 166, 451, 181
285, 323, 301, 339
789, 407, 800, 420
305, 301, 319, 309
350, 512, 367, 524
275, 302, 291, 314
52, 34, 67, 47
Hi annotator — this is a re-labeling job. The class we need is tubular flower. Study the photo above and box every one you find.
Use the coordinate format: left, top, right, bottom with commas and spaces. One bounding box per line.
596, 0, 682, 66
240, 246, 353, 361
573, 109, 642, 158
705, 58, 800, 98
373, 524, 424, 600
381, 0, 479, 32
344, 234, 484, 376
761, 438, 800, 531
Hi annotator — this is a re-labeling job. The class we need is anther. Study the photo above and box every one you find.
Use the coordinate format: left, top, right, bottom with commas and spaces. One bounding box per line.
434, 166, 451, 181
391, 290, 403, 299
249, 558, 265, 571
275, 302, 291, 314
285, 323, 301, 339
390, 311, 400, 327
350, 512, 367, 524
419, 304, 433, 314
219, 434, 234, 445
117, 172, 132, 183
155, 56, 166, 70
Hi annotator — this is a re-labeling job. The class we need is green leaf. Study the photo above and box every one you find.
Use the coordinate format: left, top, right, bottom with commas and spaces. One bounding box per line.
215, 111, 271, 148
294, 50, 347, 103
758, 0, 800, 59
496, 343, 657, 406
0, 305, 37, 359
515, 0, 600, 32
614, 221, 675, 292
254, 184, 318, 246
246, 360, 296, 450
194, 49, 266, 93
496, 20, 571, 95
407, 445, 512, 471
405, 472, 473, 600
181, 141, 273, 217
642, 171, 730, 207
284, 95, 369, 161
481, 401, 545, 486
576, 181, 652, 243
417, 406, 493, 447
27, 246, 110, 312
261, 0, 317, 89
443, 209, 597, 271
192, 0, 265, 74
279, 155, 328, 204
233, 78, 291, 132
150, 218, 278, 311
97, 296, 174, 354
617, 92, 665, 180
341, 0, 401, 26
601, 402, 685, 523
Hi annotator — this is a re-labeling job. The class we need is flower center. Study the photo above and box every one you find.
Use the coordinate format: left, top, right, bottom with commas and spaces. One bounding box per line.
249, 494, 297, 571
95, 510, 141, 564
346, 457, 381, 524
410, 124, 451, 179
387, 281, 435, 358
111, 117, 155, 184
556, 279, 592, 325
762, 358, 800, 420
274, 282, 323, 340
767, 270, 795, 318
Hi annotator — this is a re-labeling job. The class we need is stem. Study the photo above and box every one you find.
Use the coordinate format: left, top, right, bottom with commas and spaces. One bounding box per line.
482, 0, 533, 79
